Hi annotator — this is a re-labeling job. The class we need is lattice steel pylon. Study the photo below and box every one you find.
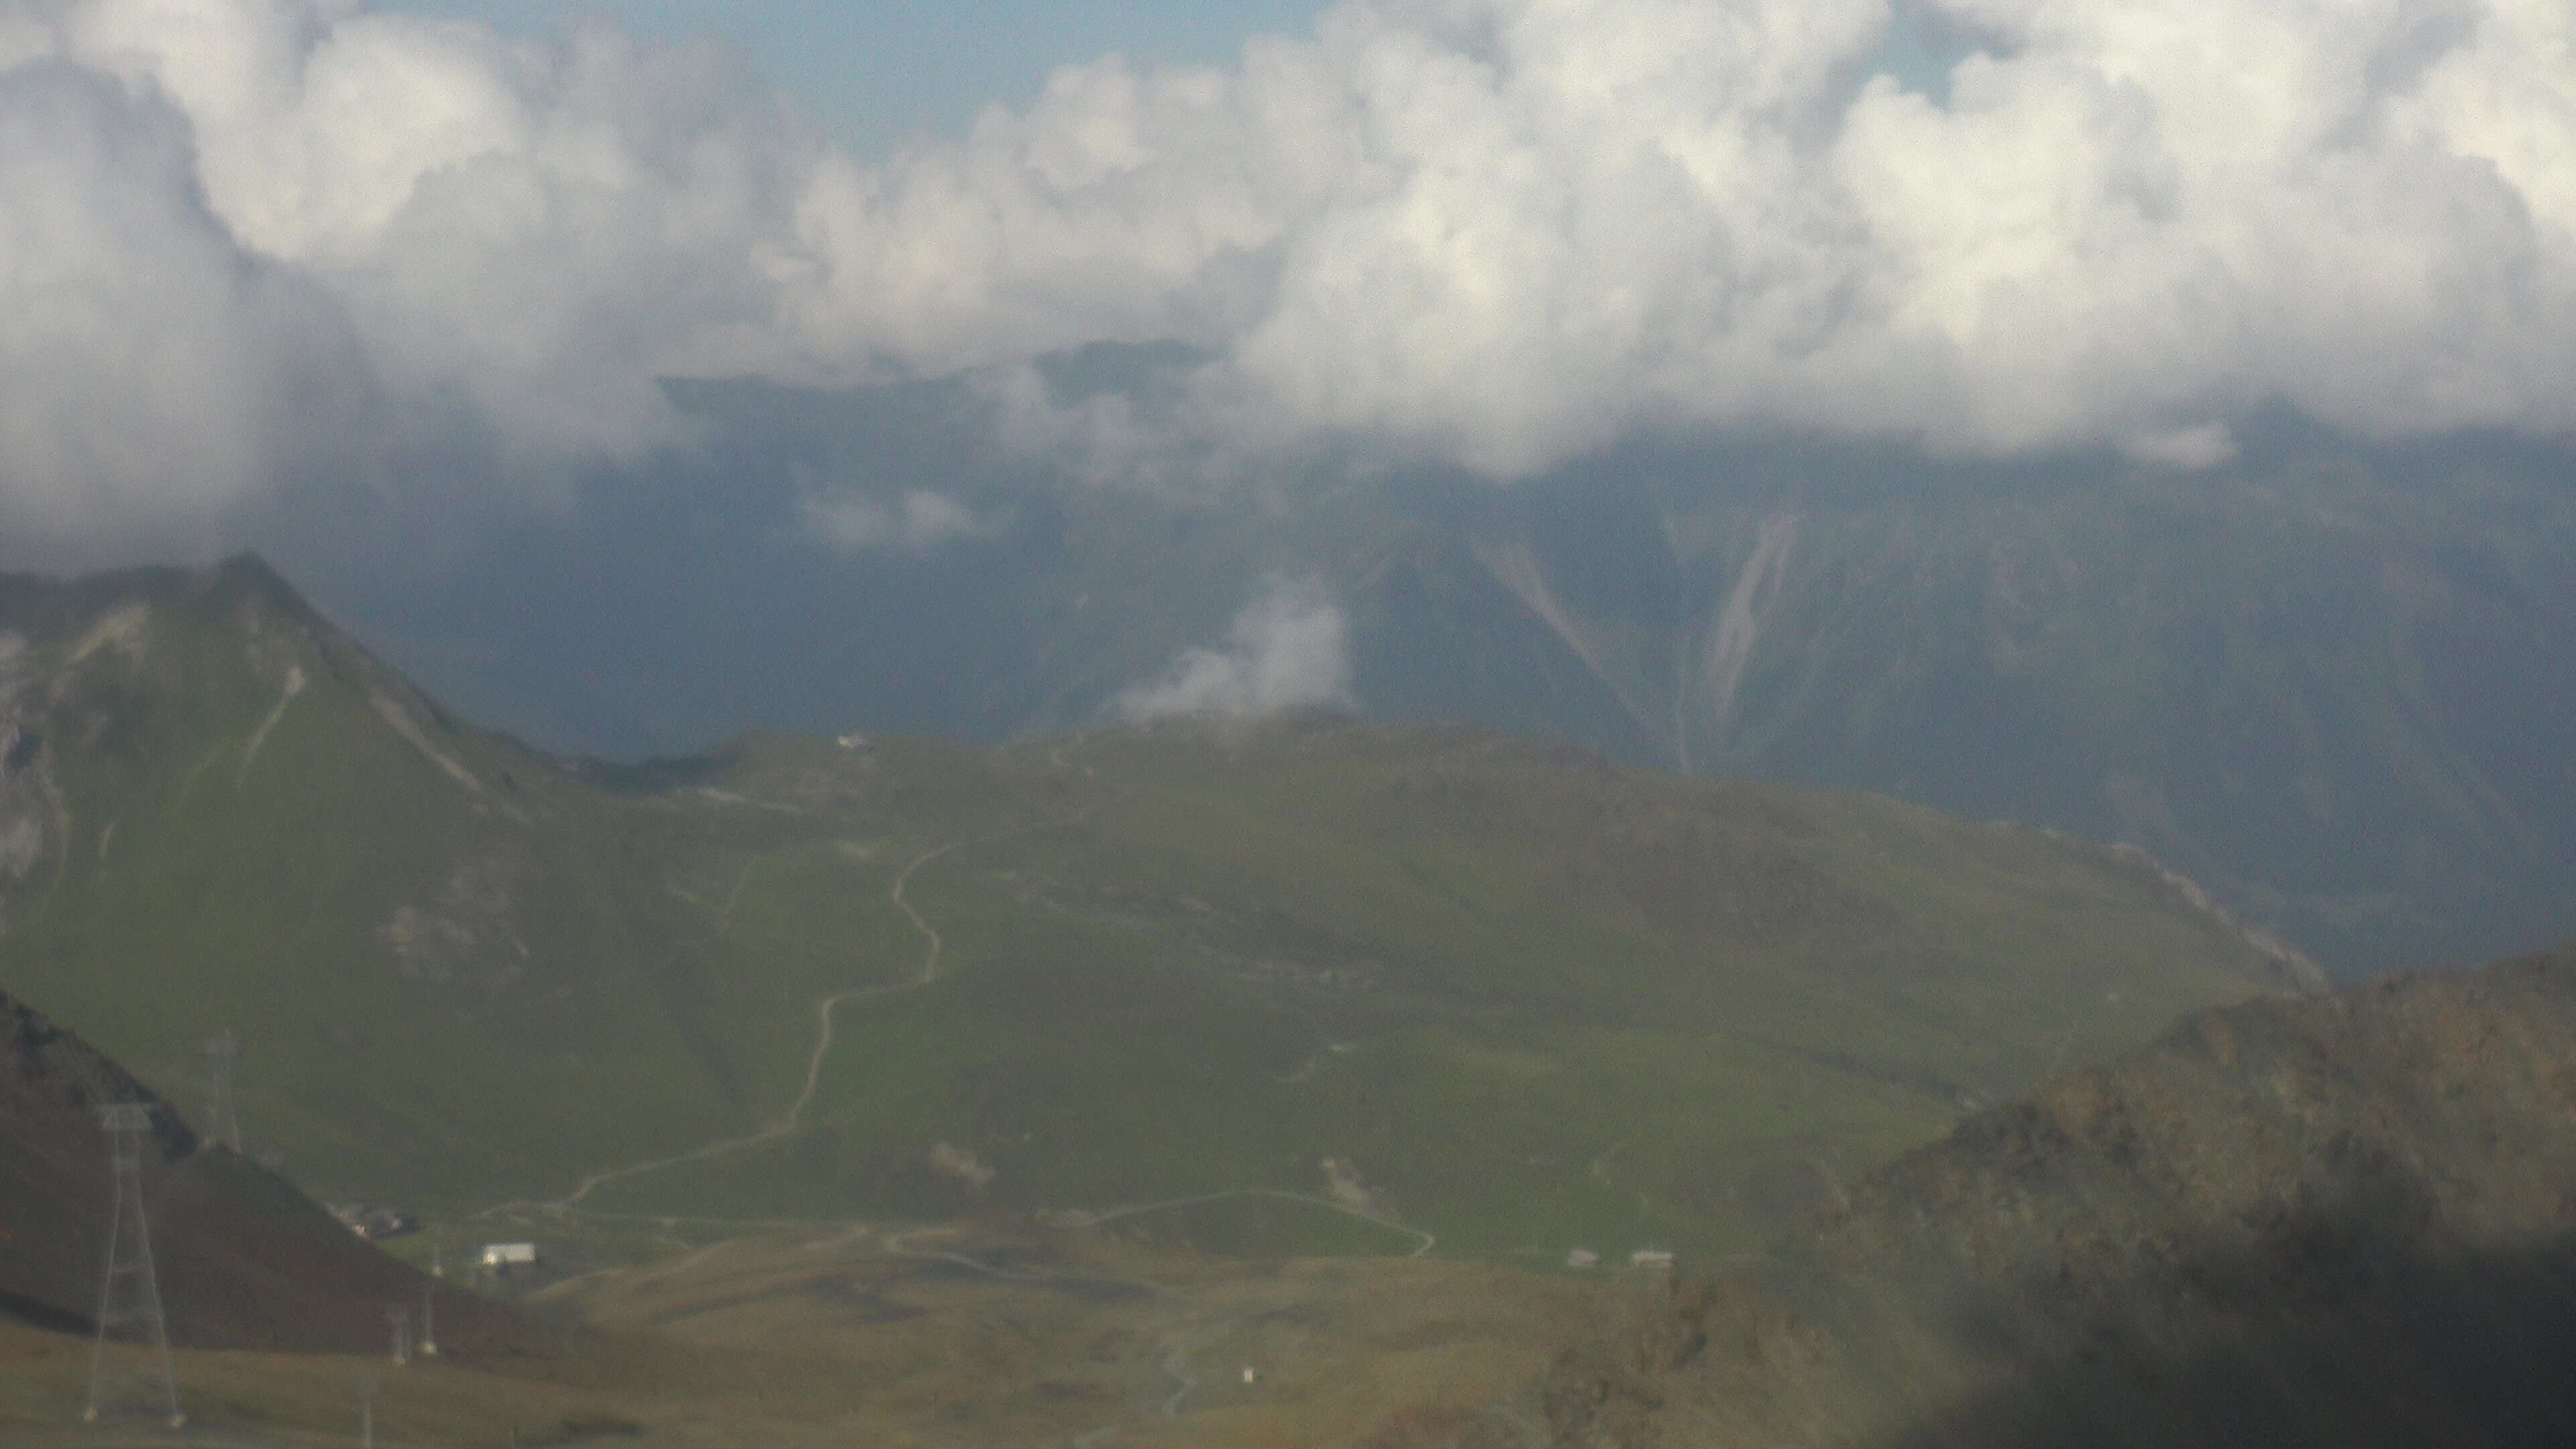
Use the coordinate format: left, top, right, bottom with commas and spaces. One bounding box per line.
202, 1031, 242, 1153
83, 1103, 184, 1429
420, 1248, 441, 1357
355, 1371, 380, 1449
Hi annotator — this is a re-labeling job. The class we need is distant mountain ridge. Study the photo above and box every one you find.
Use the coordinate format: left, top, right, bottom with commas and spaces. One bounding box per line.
269, 388, 2576, 976
1402, 454, 2576, 980
1503, 943, 2576, 1449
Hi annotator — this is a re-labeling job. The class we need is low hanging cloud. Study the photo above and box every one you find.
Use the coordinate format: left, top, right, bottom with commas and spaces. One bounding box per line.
1116, 578, 1354, 722
4, 0, 2575, 555
798, 487, 1003, 553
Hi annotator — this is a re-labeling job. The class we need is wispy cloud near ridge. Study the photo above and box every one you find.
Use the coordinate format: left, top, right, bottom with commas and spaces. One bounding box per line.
3, 0, 2573, 554
1116, 577, 1353, 722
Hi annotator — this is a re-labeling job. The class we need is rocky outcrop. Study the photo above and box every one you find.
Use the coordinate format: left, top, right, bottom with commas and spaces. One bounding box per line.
1507, 946, 2576, 1449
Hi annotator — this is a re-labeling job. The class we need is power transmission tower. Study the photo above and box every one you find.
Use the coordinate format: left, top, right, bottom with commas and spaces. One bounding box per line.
83, 1104, 184, 1430
420, 1248, 441, 1357
202, 1031, 242, 1153
356, 1371, 380, 1449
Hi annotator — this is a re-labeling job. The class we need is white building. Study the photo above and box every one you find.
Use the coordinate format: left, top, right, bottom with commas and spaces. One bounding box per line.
480, 1242, 539, 1271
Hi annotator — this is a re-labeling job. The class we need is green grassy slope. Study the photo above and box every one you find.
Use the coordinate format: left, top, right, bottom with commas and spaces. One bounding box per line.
0, 559, 2304, 1260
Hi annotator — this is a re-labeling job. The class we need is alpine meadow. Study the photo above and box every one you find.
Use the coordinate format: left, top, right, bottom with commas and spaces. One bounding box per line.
3, 0, 2574, 1444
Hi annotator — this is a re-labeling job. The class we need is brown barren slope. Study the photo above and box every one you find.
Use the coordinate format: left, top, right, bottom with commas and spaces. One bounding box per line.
1491, 945, 2576, 1449
0, 986, 524, 1357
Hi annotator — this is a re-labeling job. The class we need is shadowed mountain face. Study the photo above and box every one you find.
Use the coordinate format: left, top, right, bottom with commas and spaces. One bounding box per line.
0, 986, 519, 1355
1506, 945, 2576, 1449
1434, 455, 2576, 981
0, 558, 2303, 1262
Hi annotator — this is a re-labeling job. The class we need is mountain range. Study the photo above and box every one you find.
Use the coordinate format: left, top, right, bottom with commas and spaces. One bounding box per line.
0, 556, 2302, 1265
266, 385, 2576, 977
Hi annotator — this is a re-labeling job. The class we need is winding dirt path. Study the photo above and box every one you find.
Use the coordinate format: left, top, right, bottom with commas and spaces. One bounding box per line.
1065, 1306, 1255, 1446
541, 841, 960, 1212
473, 832, 987, 1224
1157, 1341, 1202, 1419
481, 790, 1118, 1225
1079, 1187, 1437, 1258
880, 1226, 1053, 1283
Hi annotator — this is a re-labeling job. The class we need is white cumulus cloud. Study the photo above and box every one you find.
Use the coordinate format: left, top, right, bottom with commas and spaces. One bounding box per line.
3, 0, 2574, 555
0, 55, 363, 556
799, 487, 1002, 553
800, 0, 2576, 472
1116, 577, 1354, 722
1, 0, 812, 556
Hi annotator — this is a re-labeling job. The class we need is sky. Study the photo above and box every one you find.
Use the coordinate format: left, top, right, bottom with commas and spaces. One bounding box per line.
1, 0, 2571, 572
387, 1, 1338, 157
